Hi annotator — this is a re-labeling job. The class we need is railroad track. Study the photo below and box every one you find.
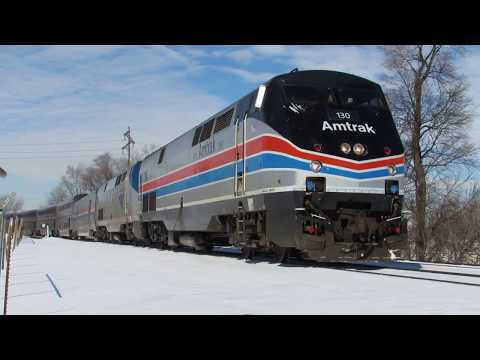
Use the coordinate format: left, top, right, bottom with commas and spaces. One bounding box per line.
40, 237, 480, 288
183, 245, 480, 288
210, 246, 480, 288
347, 261, 480, 279
324, 263, 480, 288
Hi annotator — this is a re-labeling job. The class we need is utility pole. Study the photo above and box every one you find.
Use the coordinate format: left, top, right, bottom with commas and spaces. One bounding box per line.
122, 128, 135, 238
122, 127, 135, 168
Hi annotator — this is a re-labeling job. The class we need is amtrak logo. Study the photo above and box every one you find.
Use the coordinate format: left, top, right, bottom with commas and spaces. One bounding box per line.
322, 121, 376, 134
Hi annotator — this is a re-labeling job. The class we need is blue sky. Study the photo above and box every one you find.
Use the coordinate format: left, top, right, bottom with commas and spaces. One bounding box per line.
1, 45, 479, 210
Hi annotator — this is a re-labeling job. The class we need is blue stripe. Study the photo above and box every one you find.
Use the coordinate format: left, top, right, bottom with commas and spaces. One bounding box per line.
130, 161, 142, 192
149, 153, 404, 197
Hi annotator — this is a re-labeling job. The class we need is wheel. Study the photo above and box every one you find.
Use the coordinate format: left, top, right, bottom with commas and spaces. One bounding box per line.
149, 222, 168, 249
242, 247, 255, 260
272, 245, 291, 264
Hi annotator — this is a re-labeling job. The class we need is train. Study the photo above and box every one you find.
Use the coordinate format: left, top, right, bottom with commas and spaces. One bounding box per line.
14, 70, 407, 262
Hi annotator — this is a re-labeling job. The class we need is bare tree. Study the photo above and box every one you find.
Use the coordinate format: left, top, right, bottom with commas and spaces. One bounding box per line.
383, 45, 478, 261
62, 164, 85, 196
47, 143, 158, 204
47, 184, 69, 205
46, 164, 86, 204
81, 153, 116, 191
427, 183, 480, 264
0, 193, 24, 213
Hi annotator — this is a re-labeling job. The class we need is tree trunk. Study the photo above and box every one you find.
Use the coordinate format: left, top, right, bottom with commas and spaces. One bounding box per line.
412, 75, 428, 261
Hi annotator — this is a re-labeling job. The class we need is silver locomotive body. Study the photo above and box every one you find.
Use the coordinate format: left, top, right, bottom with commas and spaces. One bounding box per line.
137, 70, 407, 261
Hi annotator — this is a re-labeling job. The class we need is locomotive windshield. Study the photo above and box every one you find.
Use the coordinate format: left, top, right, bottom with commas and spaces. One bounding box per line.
284, 85, 337, 107
283, 85, 386, 111
335, 88, 386, 109
263, 77, 403, 160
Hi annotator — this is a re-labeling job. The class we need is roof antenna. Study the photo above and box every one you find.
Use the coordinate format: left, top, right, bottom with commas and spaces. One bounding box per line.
290, 68, 298, 73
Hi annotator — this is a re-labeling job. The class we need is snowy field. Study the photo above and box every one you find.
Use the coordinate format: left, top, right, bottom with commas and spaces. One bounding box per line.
1, 237, 480, 314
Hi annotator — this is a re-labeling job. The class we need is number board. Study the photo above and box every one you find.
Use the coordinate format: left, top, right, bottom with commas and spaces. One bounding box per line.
327, 109, 359, 122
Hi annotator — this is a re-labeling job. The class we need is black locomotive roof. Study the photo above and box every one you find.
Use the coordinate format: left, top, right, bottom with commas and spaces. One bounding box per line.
270, 70, 381, 91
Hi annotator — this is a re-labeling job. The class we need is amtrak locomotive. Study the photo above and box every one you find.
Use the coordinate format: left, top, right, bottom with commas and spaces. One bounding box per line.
16, 70, 407, 262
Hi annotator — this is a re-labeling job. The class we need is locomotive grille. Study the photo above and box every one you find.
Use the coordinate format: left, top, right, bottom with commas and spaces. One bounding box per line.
199, 119, 215, 143
214, 108, 234, 134
192, 126, 202, 146
158, 148, 166, 164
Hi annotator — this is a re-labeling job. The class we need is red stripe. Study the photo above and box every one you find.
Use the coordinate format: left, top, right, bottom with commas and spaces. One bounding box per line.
247, 136, 404, 170
142, 147, 236, 193
141, 135, 405, 193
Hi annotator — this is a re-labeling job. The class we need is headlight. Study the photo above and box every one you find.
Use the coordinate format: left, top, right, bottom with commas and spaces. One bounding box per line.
340, 143, 351, 154
387, 165, 397, 176
353, 143, 366, 156
310, 160, 322, 173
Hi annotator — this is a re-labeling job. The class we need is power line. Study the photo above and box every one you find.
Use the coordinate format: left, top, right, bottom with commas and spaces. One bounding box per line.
0, 155, 124, 160
0, 148, 122, 154
0, 140, 125, 147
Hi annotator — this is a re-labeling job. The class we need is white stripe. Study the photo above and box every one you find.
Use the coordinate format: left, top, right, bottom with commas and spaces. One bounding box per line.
155, 185, 303, 212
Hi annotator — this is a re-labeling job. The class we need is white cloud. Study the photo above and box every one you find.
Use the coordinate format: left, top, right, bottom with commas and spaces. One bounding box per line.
277, 45, 384, 81
28, 45, 128, 62
457, 48, 480, 143
215, 66, 276, 83
224, 49, 256, 63
252, 45, 290, 56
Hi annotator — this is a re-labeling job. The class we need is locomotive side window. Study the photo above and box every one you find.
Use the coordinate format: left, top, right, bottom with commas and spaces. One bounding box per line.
158, 148, 166, 164
199, 118, 215, 142
192, 126, 202, 146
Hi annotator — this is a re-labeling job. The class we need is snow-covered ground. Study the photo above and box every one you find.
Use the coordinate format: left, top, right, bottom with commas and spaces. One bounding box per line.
1, 237, 480, 314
